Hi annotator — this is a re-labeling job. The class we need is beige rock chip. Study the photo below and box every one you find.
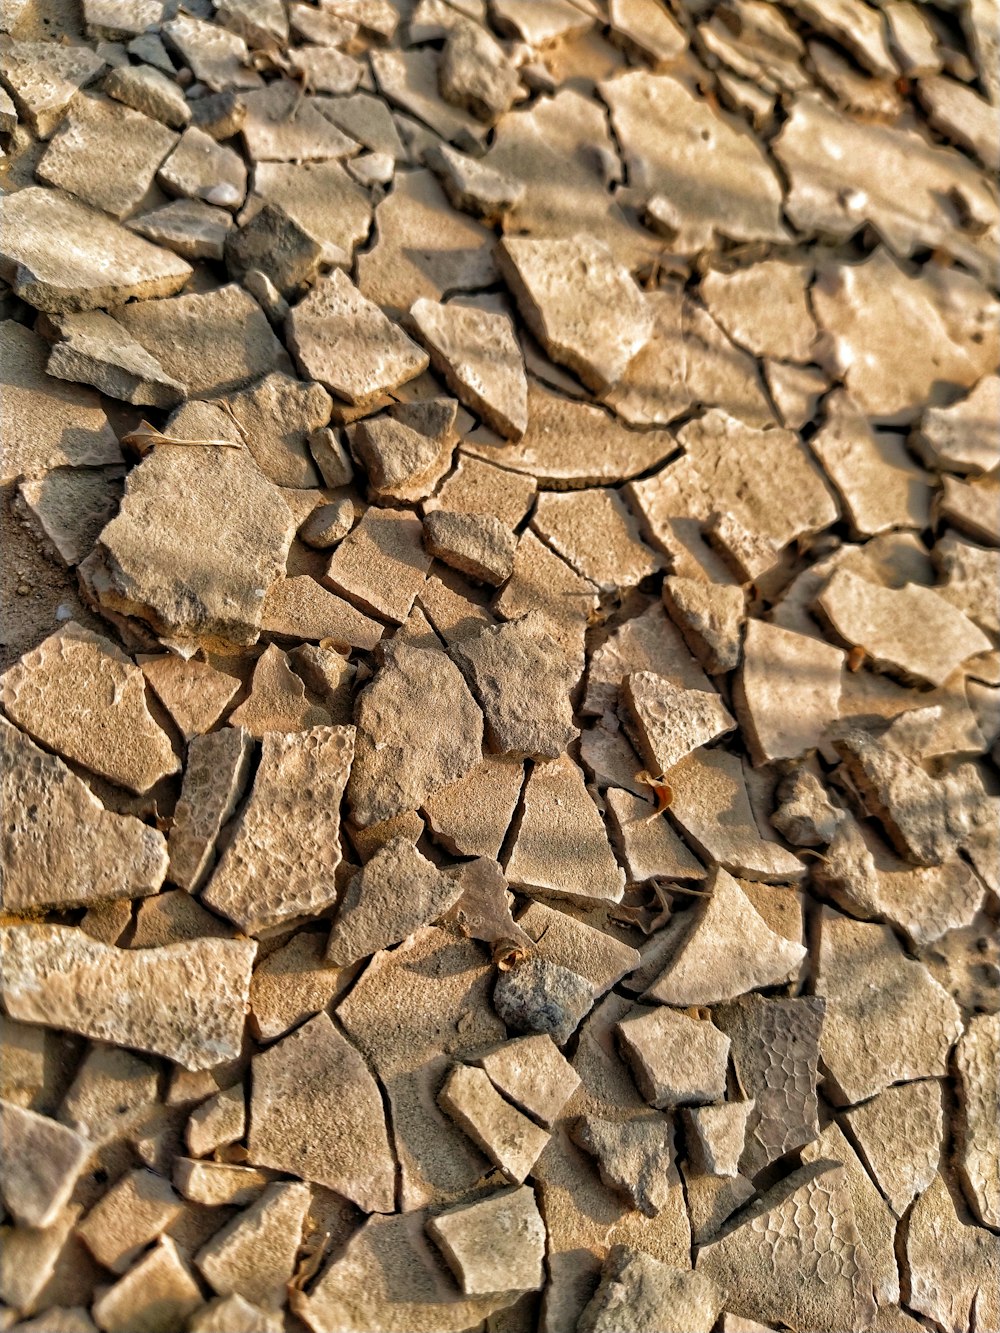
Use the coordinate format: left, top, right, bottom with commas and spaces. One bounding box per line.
812, 250, 1000, 422
809, 392, 931, 536
684, 1101, 752, 1178
370, 47, 486, 146
696, 1161, 877, 1332
622, 672, 736, 776
733, 619, 844, 767
0, 1205, 91, 1316
766, 359, 829, 430
127, 198, 234, 262
247, 1011, 394, 1212
195, 1181, 309, 1309
427, 1185, 545, 1296
92, 1236, 202, 1331
201, 725, 353, 934
423, 753, 524, 860
419, 574, 495, 650
801, 1119, 899, 1306
665, 748, 805, 883
0, 623, 178, 795
533, 489, 660, 593
477, 1035, 580, 1128
249, 929, 356, 1043
252, 159, 371, 267
37, 94, 177, 221
327, 838, 461, 966
351, 398, 458, 503
59, 1042, 159, 1146
161, 11, 262, 89
173, 1159, 275, 1208
905, 1173, 999, 1333
600, 71, 787, 254
774, 94, 997, 285
423, 510, 517, 586
438, 857, 533, 955
954, 1012, 999, 1228
292, 1207, 521, 1333
937, 472, 1000, 547
490, 0, 591, 43
700, 261, 816, 363
239, 81, 354, 161
140, 655, 239, 741
494, 530, 598, 662
605, 787, 705, 884
91, 446, 295, 653
0, 926, 255, 1071
186, 1081, 244, 1158
438, 1064, 550, 1184
224, 372, 330, 490
467, 380, 676, 488
104, 60, 191, 129
815, 909, 963, 1104
227, 645, 330, 737
348, 642, 481, 827
167, 727, 253, 894
580, 1247, 722, 1333
0, 40, 105, 137
505, 754, 626, 907
662, 577, 744, 676
0, 1102, 90, 1228
916, 374, 1000, 475
424, 140, 525, 222
604, 289, 774, 431
338, 929, 506, 1211
617, 1006, 729, 1108
585, 602, 711, 718
261, 576, 383, 653
609, 0, 686, 65
3, 186, 186, 316
1, 716, 167, 913
816, 819, 983, 949
571, 1114, 678, 1217
1, 322, 120, 484
842, 1080, 943, 1218
323, 507, 431, 626
189, 1295, 282, 1333
454, 611, 579, 759
357, 169, 497, 317
627, 409, 838, 564
816, 567, 991, 688
45, 309, 186, 409
426, 453, 536, 530
112, 284, 289, 398
287, 269, 428, 407
77, 1168, 182, 1274
643, 868, 805, 1007
517, 902, 640, 999
497, 234, 652, 394
410, 297, 527, 440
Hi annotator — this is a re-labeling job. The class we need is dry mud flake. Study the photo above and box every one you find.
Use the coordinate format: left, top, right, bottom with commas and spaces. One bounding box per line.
734, 619, 844, 766
89, 444, 296, 653
201, 725, 354, 935
0, 715, 167, 913
0, 622, 179, 794
953, 1012, 1000, 1229
347, 642, 482, 827
246, 1011, 395, 1213
579, 1247, 723, 1333
622, 671, 736, 774
0, 925, 255, 1071
0, 1100, 91, 1228
905, 1173, 1000, 1333
167, 726, 253, 893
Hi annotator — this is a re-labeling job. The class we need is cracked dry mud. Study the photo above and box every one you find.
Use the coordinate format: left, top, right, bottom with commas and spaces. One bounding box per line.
0, 0, 998, 1330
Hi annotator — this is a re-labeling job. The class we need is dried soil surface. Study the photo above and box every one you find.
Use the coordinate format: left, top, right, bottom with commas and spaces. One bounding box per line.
0, 0, 998, 1330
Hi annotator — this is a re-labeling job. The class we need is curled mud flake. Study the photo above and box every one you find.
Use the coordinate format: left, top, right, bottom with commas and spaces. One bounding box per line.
636, 769, 674, 815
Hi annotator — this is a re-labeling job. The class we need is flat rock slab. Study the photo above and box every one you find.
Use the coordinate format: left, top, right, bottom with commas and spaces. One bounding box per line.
202, 725, 354, 935
324, 507, 431, 625
580, 1247, 722, 1333
616, 1006, 730, 1107
628, 409, 838, 561
427, 1185, 545, 1297
734, 619, 844, 766
532, 489, 660, 593
0, 39, 106, 137
622, 671, 736, 774
140, 655, 240, 740
1, 715, 167, 913
498, 233, 652, 394
0, 187, 192, 312
287, 267, 428, 406
0, 925, 255, 1071
168, 727, 253, 894
91, 444, 295, 653
45, 309, 186, 408
815, 908, 963, 1104
643, 867, 806, 1006
816, 567, 991, 687
843, 1080, 943, 1219
505, 753, 626, 906
327, 836, 462, 965
410, 297, 528, 439
438, 1063, 551, 1184
1, 320, 121, 484
0, 622, 179, 794
196, 1180, 309, 1309
600, 70, 787, 254
0, 1100, 91, 1228
954, 1013, 999, 1229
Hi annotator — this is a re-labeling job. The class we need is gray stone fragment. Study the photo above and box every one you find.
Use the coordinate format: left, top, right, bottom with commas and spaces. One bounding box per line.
439, 20, 520, 122
616, 1006, 730, 1107
571, 1114, 678, 1217
493, 957, 595, 1045
426, 1186, 545, 1296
